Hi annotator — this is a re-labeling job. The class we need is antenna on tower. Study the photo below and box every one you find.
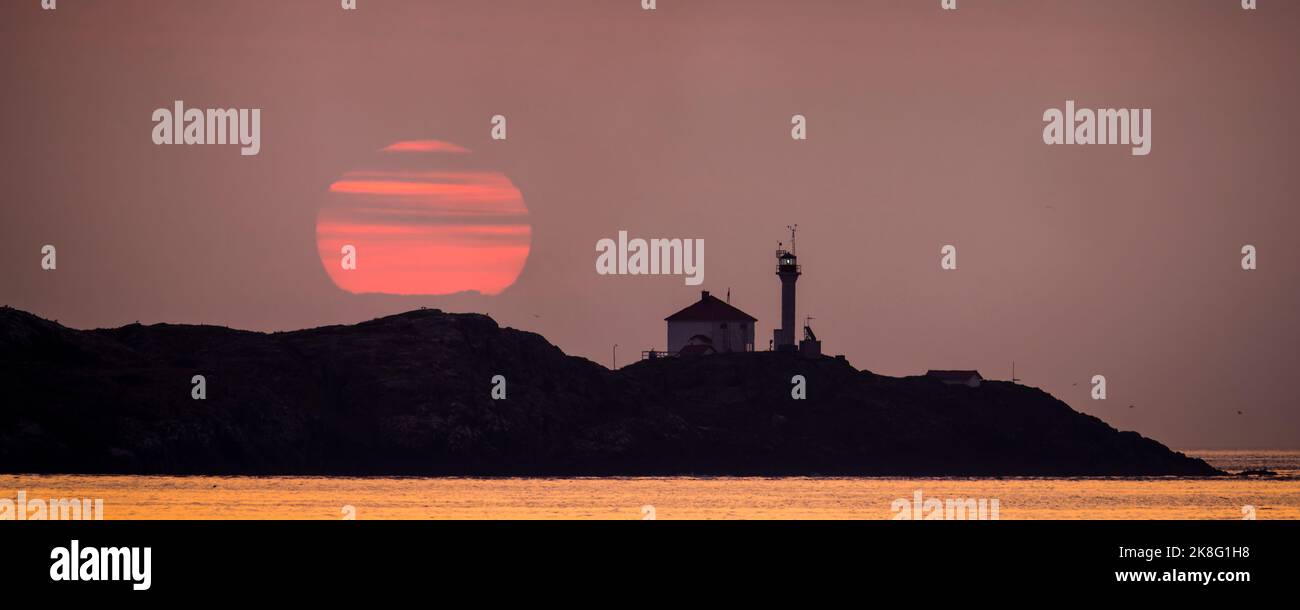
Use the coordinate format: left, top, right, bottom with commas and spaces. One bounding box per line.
787, 224, 799, 255
803, 315, 818, 342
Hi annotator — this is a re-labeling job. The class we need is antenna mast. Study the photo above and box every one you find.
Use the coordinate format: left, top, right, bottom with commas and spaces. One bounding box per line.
787, 224, 798, 255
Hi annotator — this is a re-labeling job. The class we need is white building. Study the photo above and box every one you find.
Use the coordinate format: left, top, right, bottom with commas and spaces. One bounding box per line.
665, 290, 756, 355
926, 370, 983, 388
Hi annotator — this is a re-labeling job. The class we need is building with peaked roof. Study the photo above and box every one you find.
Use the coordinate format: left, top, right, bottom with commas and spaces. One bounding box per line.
665, 290, 756, 354
926, 370, 983, 388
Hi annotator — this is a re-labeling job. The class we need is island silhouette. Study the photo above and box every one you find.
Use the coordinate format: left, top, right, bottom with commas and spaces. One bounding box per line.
0, 306, 1219, 476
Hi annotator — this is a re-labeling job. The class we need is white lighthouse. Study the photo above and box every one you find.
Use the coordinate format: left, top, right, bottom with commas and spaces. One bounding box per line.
773, 225, 801, 352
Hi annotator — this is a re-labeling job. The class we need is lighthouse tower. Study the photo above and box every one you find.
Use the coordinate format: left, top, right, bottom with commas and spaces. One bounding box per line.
773, 225, 801, 351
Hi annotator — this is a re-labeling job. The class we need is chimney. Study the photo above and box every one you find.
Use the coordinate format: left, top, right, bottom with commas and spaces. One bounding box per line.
701, 290, 710, 301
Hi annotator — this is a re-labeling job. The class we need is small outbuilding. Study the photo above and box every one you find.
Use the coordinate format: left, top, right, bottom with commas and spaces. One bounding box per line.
926, 370, 983, 388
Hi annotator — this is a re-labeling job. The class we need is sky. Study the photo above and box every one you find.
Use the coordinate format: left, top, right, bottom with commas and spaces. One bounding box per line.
2, 0, 1298, 449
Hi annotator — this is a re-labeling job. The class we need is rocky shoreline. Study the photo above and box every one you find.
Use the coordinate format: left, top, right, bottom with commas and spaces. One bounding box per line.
0, 307, 1222, 477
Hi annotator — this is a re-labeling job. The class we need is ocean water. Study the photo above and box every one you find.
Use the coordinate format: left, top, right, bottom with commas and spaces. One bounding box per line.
2, 450, 1297, 520
1185, 449, 1300, 477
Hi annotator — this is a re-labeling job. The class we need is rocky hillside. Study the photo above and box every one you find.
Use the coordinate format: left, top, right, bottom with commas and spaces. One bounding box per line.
0, 306, 1220, 476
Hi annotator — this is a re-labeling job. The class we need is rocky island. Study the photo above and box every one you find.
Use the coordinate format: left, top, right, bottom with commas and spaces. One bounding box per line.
0, 306, 1221, 477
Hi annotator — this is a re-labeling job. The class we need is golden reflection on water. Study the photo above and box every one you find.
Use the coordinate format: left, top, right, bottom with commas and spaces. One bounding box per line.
2, 474, 1298, 520
5, 452, 1297, 520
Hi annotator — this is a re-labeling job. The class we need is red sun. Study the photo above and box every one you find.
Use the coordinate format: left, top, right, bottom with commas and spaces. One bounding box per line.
316, 140, 531, 296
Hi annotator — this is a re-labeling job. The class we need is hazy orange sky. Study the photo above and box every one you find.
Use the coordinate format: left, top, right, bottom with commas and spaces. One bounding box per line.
2, 1, 1297, 449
